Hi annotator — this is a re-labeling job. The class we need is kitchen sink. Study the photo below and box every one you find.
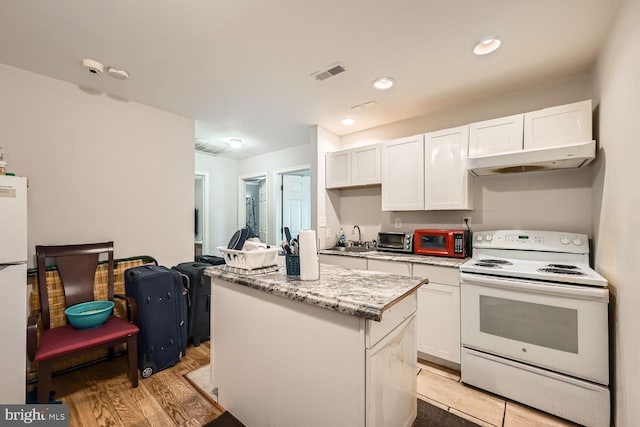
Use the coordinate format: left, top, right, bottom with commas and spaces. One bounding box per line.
326, 246, 376, 253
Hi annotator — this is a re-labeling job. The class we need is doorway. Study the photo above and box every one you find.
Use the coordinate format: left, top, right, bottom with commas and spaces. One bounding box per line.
239, 174, 268, 243
276, 167, 311, 242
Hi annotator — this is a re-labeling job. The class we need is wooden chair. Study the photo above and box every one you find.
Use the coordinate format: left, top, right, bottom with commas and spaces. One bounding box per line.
27, 242, 139, 404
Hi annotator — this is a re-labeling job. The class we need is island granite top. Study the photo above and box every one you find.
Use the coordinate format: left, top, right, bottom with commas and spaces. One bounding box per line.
205, 263, 426, 322
317, 249, 468, 268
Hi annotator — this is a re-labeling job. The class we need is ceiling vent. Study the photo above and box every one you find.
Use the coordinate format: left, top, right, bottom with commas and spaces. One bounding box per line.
311, 62, 346, 81
194, 138, 232, 156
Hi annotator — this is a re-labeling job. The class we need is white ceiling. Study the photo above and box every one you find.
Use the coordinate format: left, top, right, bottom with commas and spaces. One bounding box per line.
0, 1, 619, 159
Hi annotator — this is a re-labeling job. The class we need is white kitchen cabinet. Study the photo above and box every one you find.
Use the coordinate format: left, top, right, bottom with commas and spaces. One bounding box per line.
368, 259, 412, 276
352, 144, 381, 186
326, 143, 380, 189
524, 100, 592, 150
211, 277, 417, 427
424, 125, 473, 210
413, 263, 460, 364
319, 254, 367, 270
469, 114, 524, 156
325, 149, 351, 189
381, 135, 425, 211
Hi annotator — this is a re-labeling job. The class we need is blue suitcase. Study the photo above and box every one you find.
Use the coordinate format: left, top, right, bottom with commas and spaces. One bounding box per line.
125, 265, 189, 378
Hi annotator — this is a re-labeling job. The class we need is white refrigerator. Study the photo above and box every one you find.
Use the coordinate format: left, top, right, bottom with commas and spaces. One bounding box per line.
0, 175, 27, 404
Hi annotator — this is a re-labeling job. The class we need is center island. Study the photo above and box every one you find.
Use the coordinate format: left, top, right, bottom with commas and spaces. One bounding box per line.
206, 263, 427, 427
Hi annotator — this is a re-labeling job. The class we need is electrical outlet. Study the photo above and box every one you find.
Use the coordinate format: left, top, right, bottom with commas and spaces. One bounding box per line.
394, 218, 402, 228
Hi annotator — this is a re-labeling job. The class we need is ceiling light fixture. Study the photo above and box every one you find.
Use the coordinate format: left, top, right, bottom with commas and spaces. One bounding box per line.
229, 138, 243, 149
372, 77, 395, 90
341, 117, 356, 126
473, 37, 501, 55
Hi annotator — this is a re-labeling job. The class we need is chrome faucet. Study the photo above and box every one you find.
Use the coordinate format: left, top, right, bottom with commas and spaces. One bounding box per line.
352, 225, 362, 244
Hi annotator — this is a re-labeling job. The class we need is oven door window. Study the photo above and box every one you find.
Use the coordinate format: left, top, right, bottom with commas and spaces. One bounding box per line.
479, 296, 578, 353
381, 234, 404, 247
420, 235, 446, 250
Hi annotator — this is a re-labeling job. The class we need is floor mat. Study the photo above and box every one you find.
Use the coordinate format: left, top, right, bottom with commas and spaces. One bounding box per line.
413, 398, 480, 427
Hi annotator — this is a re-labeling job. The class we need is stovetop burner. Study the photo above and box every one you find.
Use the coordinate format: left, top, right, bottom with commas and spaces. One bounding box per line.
546, 264, 579, 270
537, 267, 587, 276
479, 259, 513, 265
473, 262, 503, 268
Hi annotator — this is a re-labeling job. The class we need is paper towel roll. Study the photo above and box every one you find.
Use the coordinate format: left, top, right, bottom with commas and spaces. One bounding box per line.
299, 229, 319, 281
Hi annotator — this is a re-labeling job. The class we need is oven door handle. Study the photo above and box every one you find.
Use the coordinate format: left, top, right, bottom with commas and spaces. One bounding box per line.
460, 273, 609, 302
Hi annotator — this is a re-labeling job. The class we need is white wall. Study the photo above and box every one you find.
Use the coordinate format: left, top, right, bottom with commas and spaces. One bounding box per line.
310, 126, 341, 249
238, 143, 310, 244
593, 0, 640, 424
195, 152, 239, 255
0, 63, 194, 267
336, 73, 594, 237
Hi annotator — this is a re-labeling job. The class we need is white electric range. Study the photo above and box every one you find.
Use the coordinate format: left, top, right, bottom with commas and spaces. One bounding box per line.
459, 230, 610, 427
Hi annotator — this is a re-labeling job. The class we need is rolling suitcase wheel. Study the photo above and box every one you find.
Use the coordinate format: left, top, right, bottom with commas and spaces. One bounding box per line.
141, 366, 154, 378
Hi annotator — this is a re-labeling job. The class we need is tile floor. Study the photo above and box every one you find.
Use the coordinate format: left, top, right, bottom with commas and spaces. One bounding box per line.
416, 360, 580, 427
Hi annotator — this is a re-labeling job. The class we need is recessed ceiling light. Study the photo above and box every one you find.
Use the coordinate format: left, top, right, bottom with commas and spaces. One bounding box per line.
341, 117, 356, 126
473, 37, 501, 55
229, 138, 243, 149
372, 77, 395, 90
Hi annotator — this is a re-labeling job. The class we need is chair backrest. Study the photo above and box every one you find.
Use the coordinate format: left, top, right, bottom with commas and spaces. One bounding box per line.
35, 242, 114, 331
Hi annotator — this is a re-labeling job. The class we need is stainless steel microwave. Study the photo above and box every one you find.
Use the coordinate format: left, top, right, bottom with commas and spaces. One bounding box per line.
376, 232, 413, 253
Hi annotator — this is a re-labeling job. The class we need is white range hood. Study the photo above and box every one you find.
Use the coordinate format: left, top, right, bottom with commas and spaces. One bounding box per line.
467, 140, 596, 176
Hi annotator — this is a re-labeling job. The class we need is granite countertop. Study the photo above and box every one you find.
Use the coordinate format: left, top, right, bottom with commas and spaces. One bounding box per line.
317, 249, 468, 268
205, 264, 426, 322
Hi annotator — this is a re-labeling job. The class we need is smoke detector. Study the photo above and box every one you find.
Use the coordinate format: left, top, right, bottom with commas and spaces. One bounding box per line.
107, 66, 129, 80
82, 58, 104, 74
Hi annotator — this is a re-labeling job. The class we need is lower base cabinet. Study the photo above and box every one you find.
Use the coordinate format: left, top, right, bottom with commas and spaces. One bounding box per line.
417, 283, 460, 364
413, 263, 461, 365
320, 254, 461, 365
319, 254, 367, 270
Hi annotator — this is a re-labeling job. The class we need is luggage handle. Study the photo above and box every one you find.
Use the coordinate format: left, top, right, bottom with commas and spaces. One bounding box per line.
176, 271, 192, 307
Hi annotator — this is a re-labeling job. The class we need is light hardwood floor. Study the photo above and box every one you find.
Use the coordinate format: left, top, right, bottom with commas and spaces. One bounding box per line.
35, 343, 222, 427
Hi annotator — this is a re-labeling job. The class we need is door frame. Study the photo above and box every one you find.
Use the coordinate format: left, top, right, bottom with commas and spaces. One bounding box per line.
195, 170, 210, 254
274, 164, 311, 243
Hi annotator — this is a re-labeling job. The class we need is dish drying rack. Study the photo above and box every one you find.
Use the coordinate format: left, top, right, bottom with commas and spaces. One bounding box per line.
217, 246, 280, 270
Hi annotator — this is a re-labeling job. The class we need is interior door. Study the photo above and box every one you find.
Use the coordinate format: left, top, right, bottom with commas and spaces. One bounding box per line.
282, 174, 310, 240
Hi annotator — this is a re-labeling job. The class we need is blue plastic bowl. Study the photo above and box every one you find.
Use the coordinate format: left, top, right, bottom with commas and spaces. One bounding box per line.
64, 301, 114, 330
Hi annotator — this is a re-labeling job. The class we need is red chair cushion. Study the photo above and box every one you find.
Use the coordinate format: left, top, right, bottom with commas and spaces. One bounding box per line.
34, 316, 139, 362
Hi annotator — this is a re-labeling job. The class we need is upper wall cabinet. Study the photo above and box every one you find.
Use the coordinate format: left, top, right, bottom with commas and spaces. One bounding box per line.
469, 114, 524, 156
524, 100, 592, 149
381, 135, 425, 211
467, 100, 594, 176
424, 125, 473, 210
325, 143, 380, 189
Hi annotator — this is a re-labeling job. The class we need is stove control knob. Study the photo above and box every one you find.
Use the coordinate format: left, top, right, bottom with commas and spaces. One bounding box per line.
572, 237, 584, 246
476, 234, 484, 242
485, 234, 493, 242
560, 235, 571, 245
